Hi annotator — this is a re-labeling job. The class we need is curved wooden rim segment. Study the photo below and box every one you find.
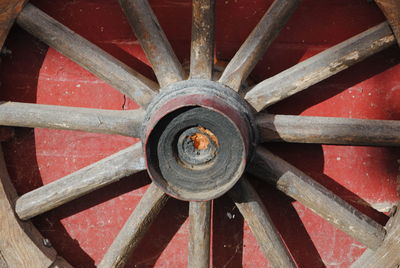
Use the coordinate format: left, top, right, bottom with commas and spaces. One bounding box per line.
0, 146, 72, 268
0, 2, 72, 267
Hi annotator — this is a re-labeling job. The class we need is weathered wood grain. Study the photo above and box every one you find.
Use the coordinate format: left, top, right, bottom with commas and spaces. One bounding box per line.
0, 101, 145, 138
249, 147, 386, 250
188, 201, 211, 268
230, 178, 296, 268
0, 147, 72, 267
375, 0, 400, 46
245, 22, 396, 111
0, 18, 71, 267
0, 0, 27, 49
219, 0, 300, 91
352, 205, 400, 268
15, 143, 145, 220
16, 3, 158, 108
257, 113, 400, 146
190, 0, 215, 80
98, 183, 168, 268
119, 0, 186, 88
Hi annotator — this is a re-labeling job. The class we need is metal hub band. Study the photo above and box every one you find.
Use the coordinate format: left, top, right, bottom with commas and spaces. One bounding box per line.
142, 80, 257, 201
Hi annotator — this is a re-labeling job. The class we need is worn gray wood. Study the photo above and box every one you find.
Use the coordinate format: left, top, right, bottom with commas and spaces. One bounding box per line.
249, 147, 386, 250
16, 3, 157, 108
230, 178, 296, 268
15, 143, 145, 220
219, 0, 300, 91
351, 206, 400, 268
245, 22, 396, 111
0, 101, 144, 137
0, 147, 72, 268
98, 183, 168, 268
257, 113, 400, 146
188, 201, 211, 268
0, 20, 71, 267
119, 0, 186, 88
190, 0, 215, 80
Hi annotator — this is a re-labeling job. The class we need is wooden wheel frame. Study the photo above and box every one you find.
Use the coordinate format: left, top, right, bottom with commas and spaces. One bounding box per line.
0, 0, 400, 267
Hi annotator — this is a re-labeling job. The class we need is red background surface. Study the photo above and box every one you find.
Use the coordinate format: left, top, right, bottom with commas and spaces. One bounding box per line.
1, 0, 400, 267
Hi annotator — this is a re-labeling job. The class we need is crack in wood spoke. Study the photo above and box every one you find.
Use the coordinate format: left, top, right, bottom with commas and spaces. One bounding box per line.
190, 0, 215, 80
0, 102, 145, 137
15, 143, 145, 220
229, 178, 296, 268
98, 183, 168, 268
257, 113, 400, 146
249, 147, 386, 250
245, 22, 396, 111
119, 0, 186, 88
188, 201, 211, 268
219, 0, 300, 91
16, 3, 158, 108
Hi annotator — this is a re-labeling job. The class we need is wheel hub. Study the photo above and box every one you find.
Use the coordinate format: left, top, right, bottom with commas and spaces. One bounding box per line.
177, 125, 219, 167
143, 80, 257, 201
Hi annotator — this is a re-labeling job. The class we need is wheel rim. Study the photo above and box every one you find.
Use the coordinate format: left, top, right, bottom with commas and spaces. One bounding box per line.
0, 0, 399, 267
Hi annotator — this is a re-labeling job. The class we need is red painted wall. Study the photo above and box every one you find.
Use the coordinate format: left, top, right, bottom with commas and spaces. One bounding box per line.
1, 0, 399, 267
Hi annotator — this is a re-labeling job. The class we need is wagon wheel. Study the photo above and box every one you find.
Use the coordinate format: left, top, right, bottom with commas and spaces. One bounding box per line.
0, 0, 400, 267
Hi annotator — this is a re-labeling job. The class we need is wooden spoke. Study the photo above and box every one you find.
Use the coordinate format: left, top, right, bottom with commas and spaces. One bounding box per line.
219, 0, 300, 91
249, 147, 386, 250
229, 178, 296, 268
0, 0, 27, 48
0, 102, 144, 137
257, 113, 400, 146
16, 4, 157, 108
0, 147, 72, 267
119, 0, 186, 87
245, 22, 396, 111
351, 208, 400, 268
190, 0, 215, 80
98, 183, 168, 268
15, 143, 145, 220
188, 201, 211, 268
